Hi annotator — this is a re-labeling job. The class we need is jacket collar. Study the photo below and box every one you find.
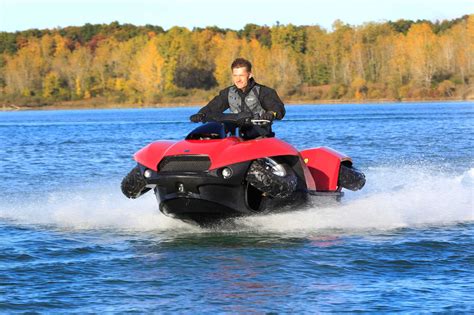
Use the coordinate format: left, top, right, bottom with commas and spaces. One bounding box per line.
236, 78, 256, 95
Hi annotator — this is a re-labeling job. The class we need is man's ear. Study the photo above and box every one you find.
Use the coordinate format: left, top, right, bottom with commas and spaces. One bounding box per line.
249, 73, 253, 78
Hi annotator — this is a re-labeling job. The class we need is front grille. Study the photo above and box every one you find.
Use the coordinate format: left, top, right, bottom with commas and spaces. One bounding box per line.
158, 155, 211, 172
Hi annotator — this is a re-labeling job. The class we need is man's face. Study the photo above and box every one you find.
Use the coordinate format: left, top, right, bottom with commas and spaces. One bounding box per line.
232, 67, 251, 90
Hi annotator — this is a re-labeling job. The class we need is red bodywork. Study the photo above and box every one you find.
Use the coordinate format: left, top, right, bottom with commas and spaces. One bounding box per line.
134, 138, 350, 192
300, 147, 352, 191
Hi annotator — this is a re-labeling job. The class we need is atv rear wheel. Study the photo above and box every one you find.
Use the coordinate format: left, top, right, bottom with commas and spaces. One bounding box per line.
246, 158, 297, 198
121, 165, 149, 199
338, 164, 366, 191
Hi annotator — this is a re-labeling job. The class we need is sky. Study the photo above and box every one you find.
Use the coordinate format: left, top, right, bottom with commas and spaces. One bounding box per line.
0, 0, 472, 32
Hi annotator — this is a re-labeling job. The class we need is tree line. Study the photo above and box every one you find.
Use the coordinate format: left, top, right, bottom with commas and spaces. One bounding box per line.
0, 15, 472, 107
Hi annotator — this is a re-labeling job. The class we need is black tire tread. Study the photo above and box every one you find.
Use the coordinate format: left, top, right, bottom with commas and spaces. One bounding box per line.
338, 164, 366, 191
121, 165, 148, 199
246, 159, 297, 198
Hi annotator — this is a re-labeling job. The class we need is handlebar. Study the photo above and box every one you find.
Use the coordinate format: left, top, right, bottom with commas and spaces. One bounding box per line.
203, 112, 271, 126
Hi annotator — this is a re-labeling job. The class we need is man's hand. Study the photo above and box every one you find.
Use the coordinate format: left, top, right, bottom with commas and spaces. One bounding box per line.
261, 111, 276, 121
190, 113, 206, 123
236, 111, 253, 125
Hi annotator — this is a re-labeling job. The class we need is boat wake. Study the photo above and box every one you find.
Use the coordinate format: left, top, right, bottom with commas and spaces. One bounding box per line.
1, 167, 472, 233
241, 166, 473, 233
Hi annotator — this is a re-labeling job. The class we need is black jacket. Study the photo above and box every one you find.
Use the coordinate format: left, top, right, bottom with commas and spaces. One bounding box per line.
198, 78, 286, 119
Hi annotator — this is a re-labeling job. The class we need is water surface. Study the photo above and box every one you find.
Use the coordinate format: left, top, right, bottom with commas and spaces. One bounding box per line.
1, 102, 473, 312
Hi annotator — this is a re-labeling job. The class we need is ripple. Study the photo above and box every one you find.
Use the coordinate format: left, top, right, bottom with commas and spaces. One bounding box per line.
1, 103, 473, 313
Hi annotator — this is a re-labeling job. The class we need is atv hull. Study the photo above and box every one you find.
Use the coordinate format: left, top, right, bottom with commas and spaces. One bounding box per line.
140, 160, 311, 225
122, 122, 365, 226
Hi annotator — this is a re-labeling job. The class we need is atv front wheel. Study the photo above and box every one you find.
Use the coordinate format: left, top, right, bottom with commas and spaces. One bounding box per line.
246, 158, 297, 198
121, 165, 149, 198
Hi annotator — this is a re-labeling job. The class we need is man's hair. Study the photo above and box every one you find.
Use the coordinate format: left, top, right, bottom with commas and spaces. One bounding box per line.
231, 58, 252, 72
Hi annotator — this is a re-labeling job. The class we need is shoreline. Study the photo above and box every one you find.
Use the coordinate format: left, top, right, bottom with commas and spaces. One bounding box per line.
0, 97, 471, 112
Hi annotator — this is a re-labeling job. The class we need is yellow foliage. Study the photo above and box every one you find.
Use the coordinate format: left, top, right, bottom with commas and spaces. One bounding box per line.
247, 39, 270, 83
4, 38, 46, 94
114, 78, 126, 91
52, 34, 70, 58
67, 46, 92, 98
0, 19, 471, 104
389, 33, 409, 87
129, 38, 165, 103
214, 32, 241, 88
351, 76, 366, 88
406, 23, 439, 87
75, 77, 81, 96
264, 44, 301, 95
42, 72, 61, 98
351, 76, 367, 100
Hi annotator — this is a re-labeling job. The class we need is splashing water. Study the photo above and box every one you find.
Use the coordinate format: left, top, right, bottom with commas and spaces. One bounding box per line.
242, 167, 473, 233
1, 167, 472, 234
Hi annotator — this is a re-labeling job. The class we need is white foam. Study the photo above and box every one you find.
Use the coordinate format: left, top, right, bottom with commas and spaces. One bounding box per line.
238, 167, 474, 234
0, 186, 198, 232
1, 167, 472, 233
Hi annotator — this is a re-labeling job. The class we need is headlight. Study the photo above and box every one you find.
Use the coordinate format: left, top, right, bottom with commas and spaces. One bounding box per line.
144, 169, 153, 178
222, 167, 233, 179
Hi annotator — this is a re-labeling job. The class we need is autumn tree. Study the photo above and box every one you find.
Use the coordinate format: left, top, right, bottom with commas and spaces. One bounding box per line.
128, 37, 165, 103
303, 26, 330, 85
405, 23, 439, 88
65, 46, 93, 99
0, 17, 470, 106
3, 38, 46, 96
213, 32, 241, 88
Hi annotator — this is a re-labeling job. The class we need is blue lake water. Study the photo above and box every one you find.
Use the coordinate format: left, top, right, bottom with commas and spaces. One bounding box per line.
0, 102, 473, 312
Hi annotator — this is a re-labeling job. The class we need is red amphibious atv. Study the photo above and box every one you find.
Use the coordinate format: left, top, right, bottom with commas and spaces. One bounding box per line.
121, 113, 365, 225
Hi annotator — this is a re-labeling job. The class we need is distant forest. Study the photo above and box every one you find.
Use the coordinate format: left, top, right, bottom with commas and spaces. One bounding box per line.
0, 15, 473, 107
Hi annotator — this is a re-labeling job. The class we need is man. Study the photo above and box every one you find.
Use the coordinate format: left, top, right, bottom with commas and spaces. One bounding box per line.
189, 58, 285, 124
